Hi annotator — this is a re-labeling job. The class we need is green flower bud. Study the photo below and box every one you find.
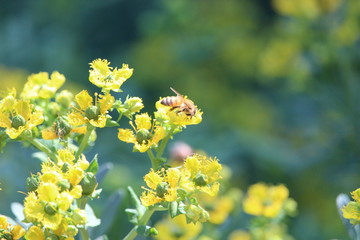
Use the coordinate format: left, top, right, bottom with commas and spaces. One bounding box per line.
149, 227, 158, 236
11, 115, 26, 129
80, 172, 97, 196
193, 173, 208, 187
55, 117, 72, 137
62, 162, 71, 173
56, 90, 74, 107
136, 129, 150, 144
58, 179, 71, 192
26, 175, 40, 192
44, 202, 58, 215
185, 204, 209, 223
156, 182, 169, 198
85, 106, 100, 120
49, 102, 61, 116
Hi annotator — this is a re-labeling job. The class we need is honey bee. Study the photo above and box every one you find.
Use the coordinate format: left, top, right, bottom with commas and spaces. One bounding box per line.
161, 87, 197, 117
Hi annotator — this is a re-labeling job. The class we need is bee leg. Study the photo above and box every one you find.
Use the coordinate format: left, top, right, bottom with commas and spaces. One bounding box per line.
170, 106, 180, 111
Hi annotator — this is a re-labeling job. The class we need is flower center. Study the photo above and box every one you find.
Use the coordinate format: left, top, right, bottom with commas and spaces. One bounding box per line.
193, 173, 208, 187
136, 129, 150, 144
44, 202, 58, 215
85, 106, 100, 120
156, 182, 169, 198
11, 115, 26, 129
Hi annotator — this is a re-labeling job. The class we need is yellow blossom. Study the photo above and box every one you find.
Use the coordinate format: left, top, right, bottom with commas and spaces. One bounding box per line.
68, 90, 115, 128
140, 168, 181, 207
155, 214, 202, 240
21, 71, 65, 99
89, 58, 133, 92
118, 113, 166, 152
0, 215, 25, 240
24, 182, 73, 230
155, 100, 202, 126
25, 226, 45, 240
228, 230, 251, 240
0, 99, 44, 139
243, 183, 289, 218
182, 154, 222, 196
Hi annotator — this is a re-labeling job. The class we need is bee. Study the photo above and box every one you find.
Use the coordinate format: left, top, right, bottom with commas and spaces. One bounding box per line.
161, 87, 197, 117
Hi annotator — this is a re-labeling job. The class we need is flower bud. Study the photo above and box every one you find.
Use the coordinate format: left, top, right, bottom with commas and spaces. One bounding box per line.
80, 172, 97, 196
156, 182, 169, 198
55, 117, 72, 138
65, 225, 78, 237
56, 90, 74, 107
11, 115, 26, 129
193, 173, 208, 187
149, 227, 158, 236
44, 202, 58, 215
57, 179, 71, 192
136, 129, 150, 144
185, 204, 209, 223
26, 175, 40, 192
46, 235, 60, 240
85, 106, 100, 120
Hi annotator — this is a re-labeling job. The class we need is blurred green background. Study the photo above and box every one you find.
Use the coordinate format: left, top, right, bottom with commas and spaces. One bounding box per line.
1, 0, 360, 239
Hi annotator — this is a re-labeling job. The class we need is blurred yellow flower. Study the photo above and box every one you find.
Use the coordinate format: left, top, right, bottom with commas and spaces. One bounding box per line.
89, 58, 133, 92
243, 183, 289, 218
0, 215, 25, 240
68, 90, 114, 128
154, 214, 202, 240
21, 71, 65, 99
0, 99, 44, 139
342, 188, 360, 224
118, 113, 166, 152
140, 168, 181, 206
228, 230, 251, 240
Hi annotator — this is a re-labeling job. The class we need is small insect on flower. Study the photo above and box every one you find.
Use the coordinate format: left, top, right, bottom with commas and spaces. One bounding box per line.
161, 88, 197, 117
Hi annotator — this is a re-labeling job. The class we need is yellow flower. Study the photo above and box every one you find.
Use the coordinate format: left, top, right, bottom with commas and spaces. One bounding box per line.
228, 230, 251, 240
118, 113, 166, 152
243, 183, 289, 218
24, 182, 73, 230
155, 100, 202, 126
68, 90, 115, 128
155, 214, 202, 240
0, 215, 25, 240
25, 226, 45, 240
0, 99, 44, 139
140, 168, 181, 207
342, 188, 360, 224
89, 58, 133, 92
41, 117, 86, 140
21, 71, 65, 99
182, 154, 222, 196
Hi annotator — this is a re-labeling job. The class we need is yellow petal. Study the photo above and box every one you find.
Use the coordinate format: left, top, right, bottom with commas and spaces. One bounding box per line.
99, 94, 115, 114
135, 113, 151, 130
118, 128, 136, 143
75, 90, 93, 110
144, 169, 163, 189
68, 112, 86, 126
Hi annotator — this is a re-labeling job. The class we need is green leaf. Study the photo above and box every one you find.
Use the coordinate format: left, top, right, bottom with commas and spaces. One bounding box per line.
169, 201, 178, 218
31, 152, 49, 162
105, 118, 120, 127
127, 186, 145, 215
91, 189, 103, 198
125, 208, 139, 224
96, 162, 113, 184
85, 204, 101, 227
87, 154, 99, 174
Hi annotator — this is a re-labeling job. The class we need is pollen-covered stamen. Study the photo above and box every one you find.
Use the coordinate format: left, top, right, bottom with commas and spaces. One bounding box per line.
193, 173, 208, 187
85, 105, 100, 120
44, 202, 58, 215
156, 182, 169, 198
11, 115, 26, 129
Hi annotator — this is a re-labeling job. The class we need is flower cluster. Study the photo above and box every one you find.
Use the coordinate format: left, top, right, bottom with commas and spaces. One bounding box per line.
0, 215, 25, 240
140, 154, 222, 223
23, 149, 94, 239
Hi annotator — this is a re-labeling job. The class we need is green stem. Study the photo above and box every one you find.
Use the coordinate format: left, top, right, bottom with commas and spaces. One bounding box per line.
75, 125, 95, 159
117, 112, 123, 122
123, 207, 156, 240
147, 149, 157, 170
26, 138, 58, 162
155, 126, 176, 160
77, 197, 89, 240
